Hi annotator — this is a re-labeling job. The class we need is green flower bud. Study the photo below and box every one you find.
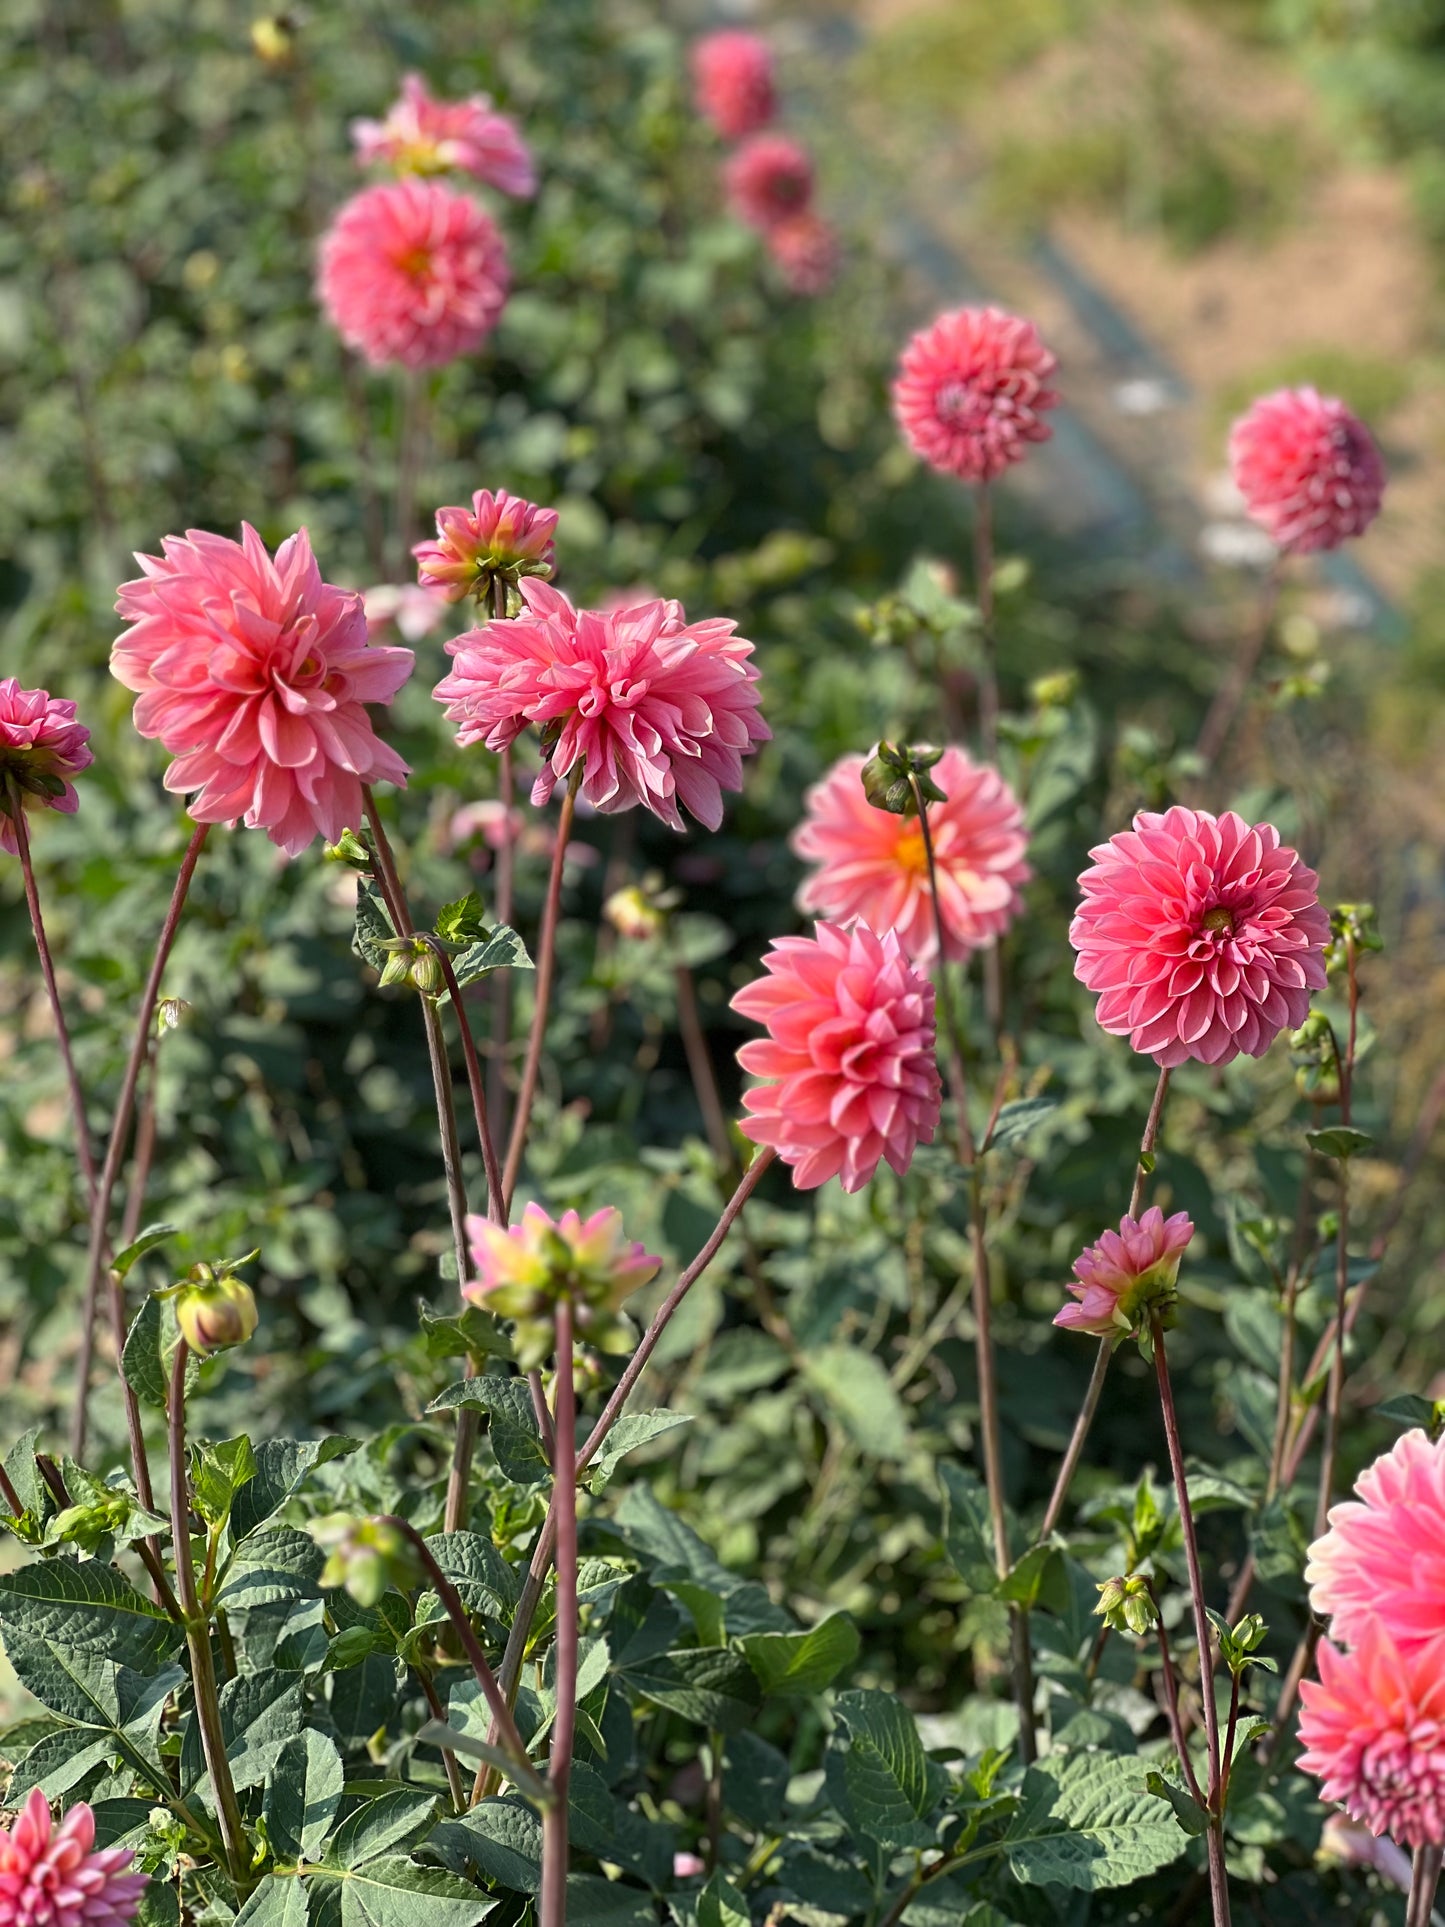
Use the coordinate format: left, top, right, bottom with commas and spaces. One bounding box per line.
310, 1514, 421, 1608
1095, 1573, 1158, 1637
173, 1259, 259, 1356
323, 828, 372, 870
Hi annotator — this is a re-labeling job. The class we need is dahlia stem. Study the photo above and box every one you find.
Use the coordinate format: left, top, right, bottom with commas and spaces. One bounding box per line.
540, 1300, 578, 1927
1143, 1575, 1207, 1809
1266, 1155, 1319, 1505
675, 959, 734, 1173
1195, 555, 1283, 771
76, 821, 208, 1467
1314, 942, 1359, 1541
1408, 1846, 1442, 1927
972, 479, 998, 762
470, 1151, 774, 1802
502, 774, 579, 1212
416, 935, 505, 1227
168, 1341, 251, 1893
419, 1669, 469, 1813
1150, 1311, 1230, 1927
489, 750, 516, 1152
909, 774, 974, 1165
392, 365, 427, 579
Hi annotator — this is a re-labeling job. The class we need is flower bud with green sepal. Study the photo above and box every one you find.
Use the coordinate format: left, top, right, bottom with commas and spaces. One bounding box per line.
1096, 1573, 1159, 1637
859, 741, 948, 818
167, 1255, 259, 1357
310, 1514, 422, 1608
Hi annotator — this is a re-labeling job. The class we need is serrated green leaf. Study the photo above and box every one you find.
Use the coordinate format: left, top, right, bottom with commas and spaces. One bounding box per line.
560, 1874, 651, 1925
416, 1306, 513, 1365
428, 1799, 539, 1893
445, 926, 533, 997
1005, 1753, 1188, 1889
2, 1431, 46, 1520
0, 1557, 181, 1672
265, 1730, 345, 1862
584, 1411, 692, 1490
216, 1525, 323, 1611
428, 1377, 548, 1486
111, 1223, 180, 1281
235, 1877, 310, 1927
326, 1789, 439, 1869
9, 1726, 113, 1798
352, 883, 395, 973
230, 1438, 362, 1542
1376, 1393, 1443, 1433
801, 1346, 911, 1462
986, 1097, 1059, 1151
121, 1295, 170, 1412
1305, 1126, 1374, 1162
434, 893, 489, 946
183, 1672, 304, 1796
940, 1463, 998, 1597
626, 1647, 762, 1732
191, 1435, 257, 1529
739, 1613, 860, 1697
825, 1689, 939, 1850
331, 1854, 496, 1927
1145, 1769, 1210, 1836
697, 1870, 749, 1927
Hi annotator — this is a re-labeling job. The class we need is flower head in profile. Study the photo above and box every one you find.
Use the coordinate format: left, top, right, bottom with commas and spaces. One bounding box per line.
1298, 1626, 1445, 1848
1070, 806, 1329, 1067
1054, 1207, 1195, 1341
113, 524, 413, 857
1229, 387, 1385, 555
766, 212, 839, 297
893, 306, 1059, 484
732, 920, 942, 1193
318, 179, 509, 370
351, 73, 536, 197
0, 681, 92, 856
691, 30, 775, 141
433, 580, 769, 831
414, 490, 558, 604
724, 134, 813, 231
0, 1789, 148, 1927
794, 746, 1029, 964
1306, 1428, 1445, 1653
464, 1202, 661, 1367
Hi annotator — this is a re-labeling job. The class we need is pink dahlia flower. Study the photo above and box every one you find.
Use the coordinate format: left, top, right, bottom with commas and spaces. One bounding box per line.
432, 579, 769, 831
766, 212, 840, 297
0, 1790, 147, 1927
351, 73, 536, 198
691, 30, 775, 141
414, 489, 558, 603
1298, 1626, 1445, 1849
893, 306, 1059, 484
1070, 806, 1329, 1068
793, 746, 1029, 965
0, 681, 93, 856
113, 524, 414, 857
1306, 1428, 1445, 1653
724, 134, 813, 231
1054, 1207, 1195, 1340
732, 920, 942, 1193
464, 1201, 660, 1366
317, 180, 509, 370
1229, 387, 1385, 555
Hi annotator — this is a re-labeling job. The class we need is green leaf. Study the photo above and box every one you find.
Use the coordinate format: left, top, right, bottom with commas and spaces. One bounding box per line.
416, 1306, 513, 1366
1145, 1769, 1210, 1836
121, 1295, 170, 1412
626, 1648, 762, 1732
265, 1730, 345, 1862
611, 1485, 735, 1594
231, 1438, 361, 1542
445, 927, 533, 997
352, 882, 395, 972
0, 1556, 181, 1672
584, 1411, 693, 1490
801, 1345, 911, 1462
429, 1799, 539, 1893
191, 1435, 257, 1528
4, 1639, 179, 1797
1004, 1753, 1188, 1889
739, 1613, 860, 1697
986, 1097, 1059, 1151
940, 1464, 998, 1597
235, 1877, 311, 1927
415, 1532, 518, 1628
9, 1727, 113, 1797
327, 1789, 439, 1868
1305, 1126, 1375, 1162
217, 1525, 324, 1611
111, 1223, 180, 1281
2, 1431, 46, 1519
826, 1689, 940, 1850
560, 1874, 651, 1925
428, 1377, 549, 1487
312, 1858, 495, 1927
1026, 705, 1098, 828
697, 1871, 749, 1927
1376, 1393, 1444, 1433
184, 1673, 304, 1795
434, 893, 490, 946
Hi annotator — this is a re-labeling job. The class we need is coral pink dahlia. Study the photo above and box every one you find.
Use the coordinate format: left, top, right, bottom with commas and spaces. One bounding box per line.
414, 489, 558, 603
1054, 1207, 1195, 1340
724, 134, 814, 232
1070, 806, 1329, 1068
793, 746, 1029, 965
1298, 1626, 1445, 1848
893, 306, 1059, 484
0, 1790, 147, 1927
1229, 387, 1385, 555
0, 682, 92, 856
113, 524, 414, 857
464, 1202, 660, 1367
691, 30, 775, 141
1306, 1428, 1445, 1653
432, 579, 768, 831
351, 73, 536, 198
732, 920, 942, 1193
766, 211, 840, 297
317, 179, 509, 370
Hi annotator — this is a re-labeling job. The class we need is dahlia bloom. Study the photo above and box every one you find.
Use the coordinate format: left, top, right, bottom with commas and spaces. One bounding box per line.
724, 134, 813, 231
766, 212, 840, 297
0, 681, 93, 856
317, 180, 509, 370
732, 920, 942, 1193
351, 73, 536, 198
893, 306, 1059, 484
1070, 807, 1329, 1068
793, 746, 1029, 964
691, 30, 775, 141
1229, 387, 1385, 555
1054, 1207, 1195, 1340
464, 1202, 661, 1366
112, 524, 413, 858
0, 1790, 147, 1927
1306, 1428, 1445, 1653
1298, 1626, 1445, 1848
432, 579, 768, 831
413, 489, 558, 603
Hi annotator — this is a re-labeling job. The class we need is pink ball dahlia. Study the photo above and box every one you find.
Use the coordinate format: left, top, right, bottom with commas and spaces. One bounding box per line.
893, 306, 1059, 485
793, 746, 1029, 965
691, 30, 775, 141
113, 524, 414, 857
317, 179, 509, 370
432, 579, 769, 831
414, 489, 558, 603
731, 920, 942, 1193
724, 134, 814, 232
766, 211, 840, 297
1070, 806, 1329, 1068
1229, 387, 1385, 555
351, 73, 536, 198
1054, 1207, 1195, 1340
1299, 1626, 1445, 1849
1306, 1428, 1445, 1653
0, 1790, 147, 1927
0, 681, 92, 856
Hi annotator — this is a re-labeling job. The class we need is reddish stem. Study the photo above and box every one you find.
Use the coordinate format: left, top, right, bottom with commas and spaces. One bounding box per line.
540, 1302, 577, 1927
502, 778, 578, 1211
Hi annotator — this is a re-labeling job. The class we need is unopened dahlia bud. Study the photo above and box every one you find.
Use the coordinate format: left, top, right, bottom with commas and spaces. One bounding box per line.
172, 1259, 259, 1356
250, 13, 296, 65
324, 827, 372, 869
1096, 1573, 1158, 1637
860, 741, 947, 818
156, 997, 192, 1035
50, 1493, 131, 1555
1030, 669, 1079, 710
605, 885, 666, 941
311, 1514, 420, 1608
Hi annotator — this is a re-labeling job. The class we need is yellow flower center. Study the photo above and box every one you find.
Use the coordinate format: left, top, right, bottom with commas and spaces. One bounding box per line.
895, 822, 930, 875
